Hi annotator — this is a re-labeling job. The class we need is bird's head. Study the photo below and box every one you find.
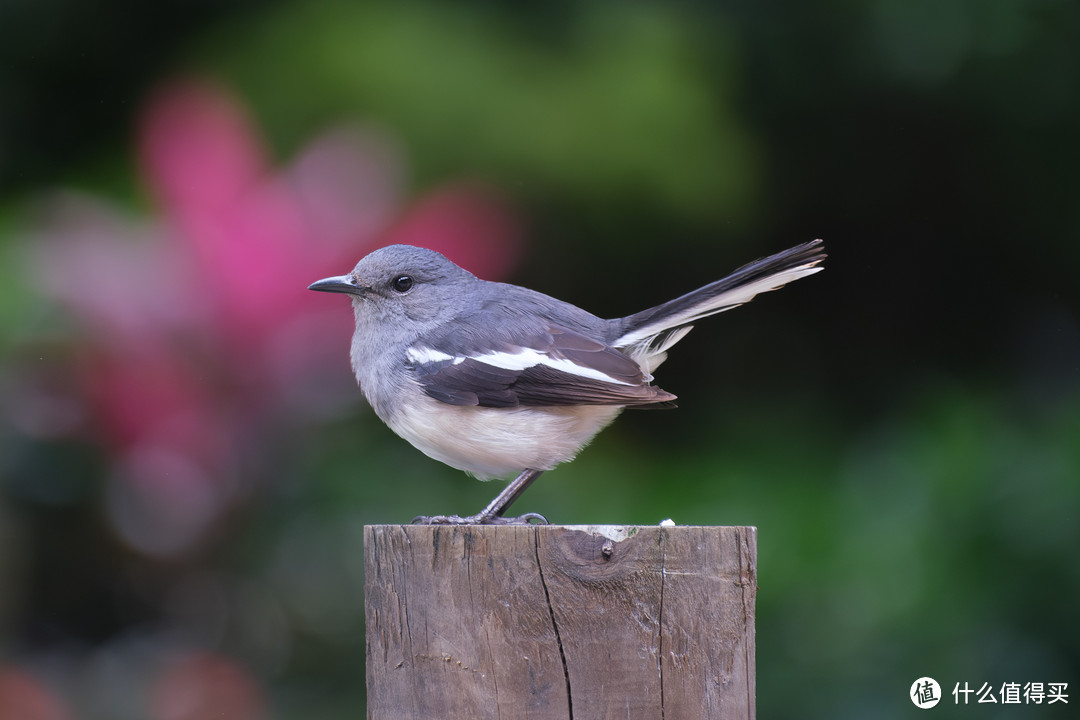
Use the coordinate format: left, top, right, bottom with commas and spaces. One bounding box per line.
309, 244, 477, 332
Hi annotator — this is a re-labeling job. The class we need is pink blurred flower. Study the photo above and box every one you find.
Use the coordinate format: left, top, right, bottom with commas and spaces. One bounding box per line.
25, 79, 524, 556
0, 666, 71, 720
149, 652, 265, 720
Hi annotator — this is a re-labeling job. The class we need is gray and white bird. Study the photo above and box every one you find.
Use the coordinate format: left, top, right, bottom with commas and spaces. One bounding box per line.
309, 239, 825, 524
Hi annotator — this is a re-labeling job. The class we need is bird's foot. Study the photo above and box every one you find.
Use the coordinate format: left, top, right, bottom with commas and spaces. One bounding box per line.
410, 512, 548, 526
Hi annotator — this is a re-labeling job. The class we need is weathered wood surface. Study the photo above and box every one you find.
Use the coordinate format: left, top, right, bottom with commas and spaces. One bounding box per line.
365, 525, 756, 719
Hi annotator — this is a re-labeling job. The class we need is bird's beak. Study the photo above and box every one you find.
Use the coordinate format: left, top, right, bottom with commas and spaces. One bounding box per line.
308, 274, 367, 296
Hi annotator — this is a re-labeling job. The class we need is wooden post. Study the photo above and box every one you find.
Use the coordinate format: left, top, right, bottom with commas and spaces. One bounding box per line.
365, 525, 756, 719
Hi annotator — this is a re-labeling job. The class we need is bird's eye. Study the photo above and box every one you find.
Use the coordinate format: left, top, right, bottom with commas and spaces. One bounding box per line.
391, 275, 414, 293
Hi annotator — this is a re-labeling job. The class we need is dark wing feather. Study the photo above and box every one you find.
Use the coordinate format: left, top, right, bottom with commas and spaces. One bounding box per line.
408, 324, 676, 409
507, 362, 675, 407
412, 359, 519, 407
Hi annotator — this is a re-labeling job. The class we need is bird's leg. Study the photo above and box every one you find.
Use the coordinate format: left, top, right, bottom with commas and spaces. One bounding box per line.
475, 468, 546, 523
412, 469, 548, 525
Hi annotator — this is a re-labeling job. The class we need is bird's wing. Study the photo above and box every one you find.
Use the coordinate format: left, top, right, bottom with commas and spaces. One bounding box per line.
406, 324, 676, 409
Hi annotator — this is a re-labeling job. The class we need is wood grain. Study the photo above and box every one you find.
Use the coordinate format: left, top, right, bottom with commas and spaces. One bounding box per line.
365, 525, 756, 719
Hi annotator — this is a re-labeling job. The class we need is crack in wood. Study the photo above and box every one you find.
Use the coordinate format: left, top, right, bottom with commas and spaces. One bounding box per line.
658, 528, 667, 719
535, 531, 574, 719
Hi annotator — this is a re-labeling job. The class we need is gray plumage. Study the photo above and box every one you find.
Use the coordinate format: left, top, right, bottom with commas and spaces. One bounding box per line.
309, 239, 825, 522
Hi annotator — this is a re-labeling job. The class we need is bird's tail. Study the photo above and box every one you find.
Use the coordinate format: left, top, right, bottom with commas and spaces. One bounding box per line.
613, 239, 826, 372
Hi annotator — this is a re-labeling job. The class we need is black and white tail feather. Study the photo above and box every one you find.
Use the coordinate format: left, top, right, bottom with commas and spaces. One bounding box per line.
614, 239, 826, 374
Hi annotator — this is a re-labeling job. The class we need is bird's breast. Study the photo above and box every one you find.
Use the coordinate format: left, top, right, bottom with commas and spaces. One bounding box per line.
384, 394, 623, 480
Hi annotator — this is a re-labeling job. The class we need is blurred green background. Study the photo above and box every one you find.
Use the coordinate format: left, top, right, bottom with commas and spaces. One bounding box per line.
1, 0, 1078, 718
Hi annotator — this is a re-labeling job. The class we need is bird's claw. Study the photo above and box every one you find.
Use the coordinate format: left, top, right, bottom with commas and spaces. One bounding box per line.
411, 512, 548, 526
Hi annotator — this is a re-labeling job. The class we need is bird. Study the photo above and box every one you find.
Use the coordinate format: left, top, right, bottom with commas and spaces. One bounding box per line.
309, 239, 825, 524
